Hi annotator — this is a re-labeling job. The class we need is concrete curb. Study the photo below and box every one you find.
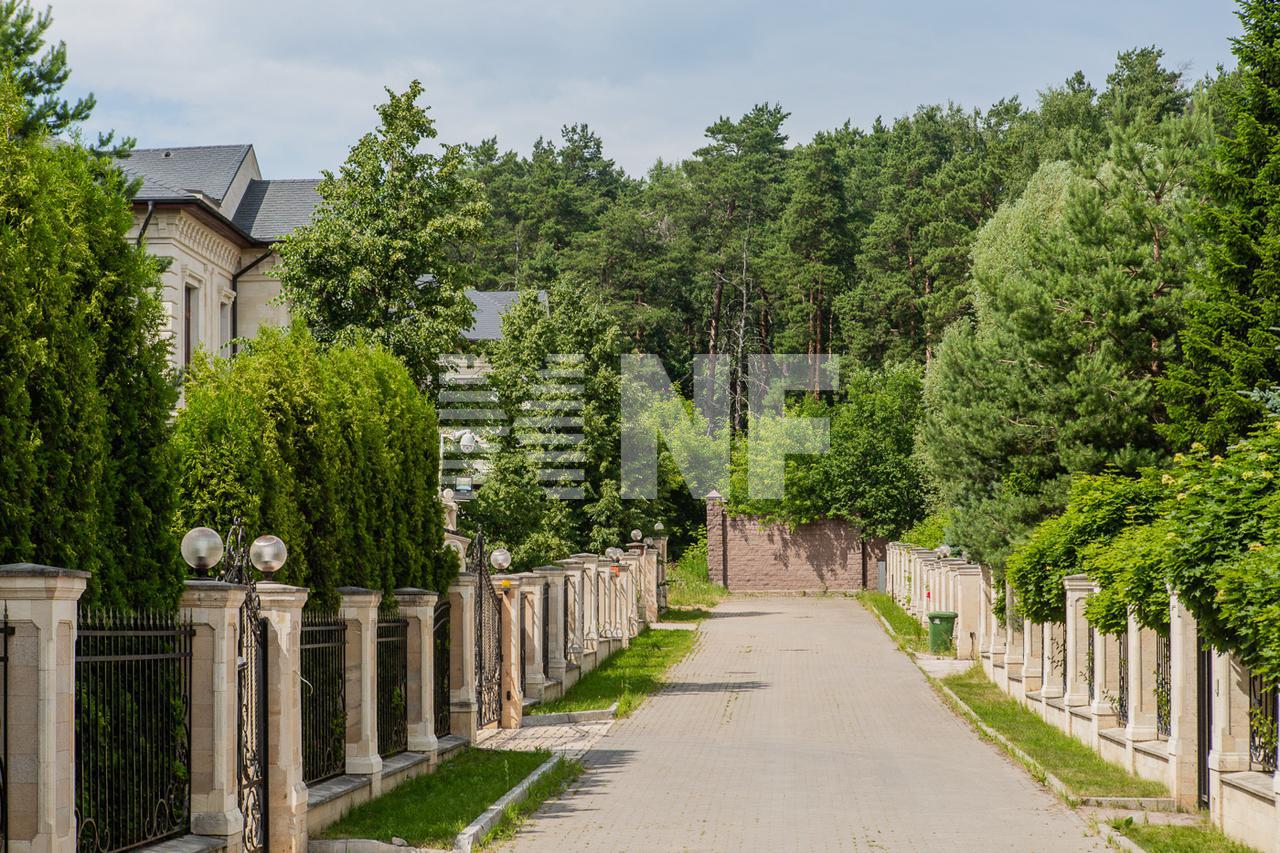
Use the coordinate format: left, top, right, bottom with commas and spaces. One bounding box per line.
453, 755, 562, 853
521, 703, 618, 727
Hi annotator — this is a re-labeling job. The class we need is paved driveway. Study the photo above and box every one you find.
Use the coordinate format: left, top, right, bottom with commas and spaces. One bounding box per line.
499, 596, 1105, 852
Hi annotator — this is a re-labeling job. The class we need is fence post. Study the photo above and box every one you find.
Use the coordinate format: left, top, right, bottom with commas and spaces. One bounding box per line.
1166, 590, 1200, 809
519, 577, 546, 701
536, 568, 567, 687
447, 575, 478, 741
498, 581, 522, 729
395, 588, 439, 756
339, 587, 383, 780
1063, 574, 1092, 709
257, 581, 309, 850
0, 564, 88, 852
181, 579, 249, 841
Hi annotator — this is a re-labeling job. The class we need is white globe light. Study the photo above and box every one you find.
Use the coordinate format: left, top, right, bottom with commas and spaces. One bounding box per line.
605, 547, 623, 561
630, 529, 643, 542
490, 548, 512, 571
249, 535, 288, 575
653, 521, 664, 532
459, 431, 478, 453
181, 527, 224, 573
442, 488, 455, 502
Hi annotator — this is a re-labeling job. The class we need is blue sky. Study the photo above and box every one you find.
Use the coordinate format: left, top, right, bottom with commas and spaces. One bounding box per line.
49, 1, 1241, 178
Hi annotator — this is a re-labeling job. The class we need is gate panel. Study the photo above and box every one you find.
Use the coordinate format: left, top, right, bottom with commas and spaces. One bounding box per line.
433, 600, 451, 738
472, 532, 503, 728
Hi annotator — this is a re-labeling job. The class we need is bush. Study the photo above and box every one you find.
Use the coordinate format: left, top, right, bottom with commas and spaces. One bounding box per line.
173, 326, 452, 604
901, 510, 949, 549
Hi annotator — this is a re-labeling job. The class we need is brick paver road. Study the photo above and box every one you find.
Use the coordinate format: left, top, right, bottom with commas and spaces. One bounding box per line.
499, 596, 1106, 852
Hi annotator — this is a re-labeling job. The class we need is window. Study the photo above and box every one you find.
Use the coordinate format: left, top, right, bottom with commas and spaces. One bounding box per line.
183, 285, 198, 367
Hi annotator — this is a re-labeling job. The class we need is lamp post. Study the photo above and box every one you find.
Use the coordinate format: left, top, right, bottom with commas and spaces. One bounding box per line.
180, 520, 288, 585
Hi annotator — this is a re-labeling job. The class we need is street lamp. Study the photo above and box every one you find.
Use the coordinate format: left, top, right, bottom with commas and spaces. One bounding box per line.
605, 546, 623, 562
180, 527, 224, 577
490, 547, 512, 572
630, 529, 643, 542
249, 535, 288, 575
653, 521, 664, 534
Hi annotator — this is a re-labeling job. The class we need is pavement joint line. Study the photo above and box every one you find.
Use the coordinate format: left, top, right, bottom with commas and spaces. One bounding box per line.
453, 755, 562, 853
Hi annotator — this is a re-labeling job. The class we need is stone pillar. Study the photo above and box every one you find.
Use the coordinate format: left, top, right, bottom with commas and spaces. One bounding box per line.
498, 583, 522, 729
1092, 630, 1121, 735
536, 569, 567, 685
448, 575, 478, 740
706, 491, 728, 587
1042, 622, 1066, 701
395, 588, 439, 755
1126, 616, 1159, 743
181, 580, 248, 841
339, 587, 382, 776
1023, 620, 1044, 695
0, 564, 88, 853
953, 564, 982, 661
519, 577, 546, 699
580, 562, 598, 662
1005, 588, 1025, 682
1063, 575, 1092, 707
1209, 652, 1252, 824
257, 581, 309, 850
1166, 591, 1200, 809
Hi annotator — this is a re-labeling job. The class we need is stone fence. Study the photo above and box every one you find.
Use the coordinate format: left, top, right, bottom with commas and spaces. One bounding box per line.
0, 534, 667, 852
886, 542, 1280, 852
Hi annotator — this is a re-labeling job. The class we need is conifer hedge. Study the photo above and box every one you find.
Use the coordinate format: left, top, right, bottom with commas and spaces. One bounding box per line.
172, 325, 453, 605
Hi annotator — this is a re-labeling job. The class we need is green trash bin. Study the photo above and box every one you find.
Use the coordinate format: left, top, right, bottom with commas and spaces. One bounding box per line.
927, 611, 958, 654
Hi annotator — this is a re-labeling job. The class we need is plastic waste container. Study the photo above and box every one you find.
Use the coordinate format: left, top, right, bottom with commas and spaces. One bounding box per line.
927, 611, 958, 654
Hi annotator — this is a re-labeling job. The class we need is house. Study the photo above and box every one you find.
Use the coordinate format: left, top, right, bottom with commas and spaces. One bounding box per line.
118, 144, 320, 371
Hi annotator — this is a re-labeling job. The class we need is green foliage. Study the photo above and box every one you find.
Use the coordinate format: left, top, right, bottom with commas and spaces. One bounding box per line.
173, 326, 451, 602
1163, 425, 1280, 684
1161, 0, 1280, 451
665, 527, 726, 608
727, 362, 928, 538
530, 627, 696, 717
901, 510, 949, 549
0, 77, 177, 609
1005, 473, 1163, 625
276, 81, 488, 389
1083, 519, 1173, 634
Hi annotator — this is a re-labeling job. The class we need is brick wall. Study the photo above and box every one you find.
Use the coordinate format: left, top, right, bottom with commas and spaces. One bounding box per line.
706, 498, 885, 592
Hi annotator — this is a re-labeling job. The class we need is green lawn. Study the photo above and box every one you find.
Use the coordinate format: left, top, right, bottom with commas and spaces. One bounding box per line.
531, 627, 697, 717
857, 590, 928, 653
480, 757, 584, 848
942, 666, 1168, 798
1109, 818, 1258, 852
659, 607, 711, 622
319, 748, 551, 847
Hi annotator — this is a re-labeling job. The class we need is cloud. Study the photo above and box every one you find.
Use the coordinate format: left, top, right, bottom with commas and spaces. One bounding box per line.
47, 0, 1239, 178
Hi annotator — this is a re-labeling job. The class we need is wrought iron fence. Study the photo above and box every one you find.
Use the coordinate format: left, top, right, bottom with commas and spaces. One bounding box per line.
563, 576, 572, 663
1117, 632, 1129, 727
473, 532, 503, 728
541, 581, 550, 678
301, 610, 346, 784
1156, 633, 1172, 738
1086, 629, 1095, 703
1248, 672, 1278, 774
519, 590, 527, 696
75, 608, 194, 852
377, 603, 409, 758
1, 608, 11, 853
434, 599, 451, 738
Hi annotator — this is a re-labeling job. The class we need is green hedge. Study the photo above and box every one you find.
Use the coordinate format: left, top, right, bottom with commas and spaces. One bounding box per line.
173, 326, 453, 605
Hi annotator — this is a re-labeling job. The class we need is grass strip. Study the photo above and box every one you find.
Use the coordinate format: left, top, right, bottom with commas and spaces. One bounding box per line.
1109, 817, 1258, 852
531, 627, 697, 717
318, 748, 549, 847
658, 607, 711, 623
479, 757, 585, 848
942, 666, 1167, 798
857, 590, 928, 653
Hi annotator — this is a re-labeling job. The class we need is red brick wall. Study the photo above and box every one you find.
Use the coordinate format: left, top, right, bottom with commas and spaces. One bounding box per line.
706, 499, 885, 592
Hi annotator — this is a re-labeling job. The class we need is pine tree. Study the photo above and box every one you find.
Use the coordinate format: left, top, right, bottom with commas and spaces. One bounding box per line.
1160, 0, 1280, 450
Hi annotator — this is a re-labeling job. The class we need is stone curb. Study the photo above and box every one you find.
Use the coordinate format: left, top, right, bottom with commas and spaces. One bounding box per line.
453, 754, 562, 853
521, 702, 619, 727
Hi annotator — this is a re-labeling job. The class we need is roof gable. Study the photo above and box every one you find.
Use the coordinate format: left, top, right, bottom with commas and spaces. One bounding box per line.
118, 144, 253, 204
231, 179, 322, 241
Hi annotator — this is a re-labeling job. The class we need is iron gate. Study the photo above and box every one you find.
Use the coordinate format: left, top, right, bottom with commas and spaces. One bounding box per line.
376, 604, 409, 758
1197, 637, 1212, 808
434, 599, 451, 738
301, 610, 346, 785
237, 596, 268, 852
518, 590, 527, 696
1117, 631, 1129, 727
1156, 634, 1172, 738
472, 532, 503, 728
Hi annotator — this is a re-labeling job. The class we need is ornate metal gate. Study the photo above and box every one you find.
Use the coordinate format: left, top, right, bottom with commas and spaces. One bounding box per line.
434, 599, 451, 738
541, 582, 550, 678
472, 532, 503, 728
226, 524, 268, 853
1197, 637, 1212, 808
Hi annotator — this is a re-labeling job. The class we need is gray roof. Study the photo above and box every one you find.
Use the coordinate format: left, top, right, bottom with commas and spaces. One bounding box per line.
464, 290, 547, 341
231, 179, 322, 241
118, 145, 252, 203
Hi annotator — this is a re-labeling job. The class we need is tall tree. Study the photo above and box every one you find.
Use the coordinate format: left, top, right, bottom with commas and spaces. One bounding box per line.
1160, 0, 1280, 450
277, 81, 488, 390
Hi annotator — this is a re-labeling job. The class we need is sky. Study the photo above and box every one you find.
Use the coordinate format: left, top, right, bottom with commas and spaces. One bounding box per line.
48, 0, 1242, 179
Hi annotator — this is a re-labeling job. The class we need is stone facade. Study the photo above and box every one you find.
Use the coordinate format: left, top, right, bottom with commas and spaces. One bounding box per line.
706, 496, 885, 592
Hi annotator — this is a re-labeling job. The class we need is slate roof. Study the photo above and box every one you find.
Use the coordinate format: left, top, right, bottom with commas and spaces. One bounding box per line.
231, 179, 322, 241
464, 290, 547, 341
118, 145, 252, 203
